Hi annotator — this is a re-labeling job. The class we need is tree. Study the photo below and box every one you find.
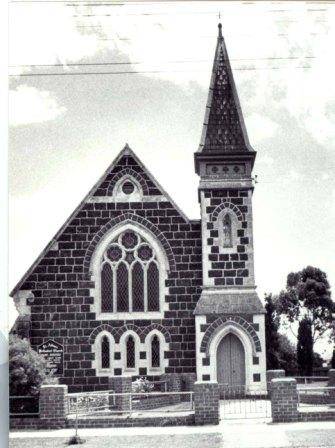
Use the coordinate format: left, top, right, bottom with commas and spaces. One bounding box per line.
313, 352, 325, 368
297, 318, 313, 376
277, 334, 298, 375
331, 349, 335, 369
9, 335, 47, 396
276, 266, 333, 348
265, 294, 280, 369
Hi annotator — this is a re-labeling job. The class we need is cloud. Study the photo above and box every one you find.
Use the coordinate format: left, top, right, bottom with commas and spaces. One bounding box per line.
245, 114, 278, 143
9, 3, 102, 71
256, 155, 275, 166
9, 85, 66, 126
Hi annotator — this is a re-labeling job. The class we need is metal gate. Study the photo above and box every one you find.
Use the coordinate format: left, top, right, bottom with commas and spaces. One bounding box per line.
219, 385, 271, 420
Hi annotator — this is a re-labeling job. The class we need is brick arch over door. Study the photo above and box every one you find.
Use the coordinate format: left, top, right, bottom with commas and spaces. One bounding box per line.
200, 316, 261, 355
83, 213, 177, 272
89, 323, 171, 344
211, 202, 244, 222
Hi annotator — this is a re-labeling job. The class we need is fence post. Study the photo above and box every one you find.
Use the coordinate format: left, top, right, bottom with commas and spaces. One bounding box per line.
194, 381, 220, 425
39, 384, 68, 428
266, 370, 285, 397
109, 377, 132, 412
271, 378, 299, 423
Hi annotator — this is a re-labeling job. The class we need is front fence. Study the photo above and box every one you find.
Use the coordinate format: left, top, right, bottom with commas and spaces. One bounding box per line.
219, 385, 271, 420
298, 386, 335, 413
67, 390, 194, 420
68, 390, 116, 415
9, 395, 40, 417
294, 376, 329, 387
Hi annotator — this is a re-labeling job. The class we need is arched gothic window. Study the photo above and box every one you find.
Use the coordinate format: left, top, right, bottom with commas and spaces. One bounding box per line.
101, 335, 110, 369
222, 214, 233, 247
126, 336, 135, 369
100, 230, 161, 313
151, 335, 160, 368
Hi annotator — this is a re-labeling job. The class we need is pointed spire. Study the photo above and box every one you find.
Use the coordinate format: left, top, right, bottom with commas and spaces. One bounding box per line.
218, 22, 223, 39
198, 23, 252, 153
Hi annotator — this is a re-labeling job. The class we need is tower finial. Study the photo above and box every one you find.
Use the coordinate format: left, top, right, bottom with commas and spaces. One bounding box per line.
218, 22, 223, 38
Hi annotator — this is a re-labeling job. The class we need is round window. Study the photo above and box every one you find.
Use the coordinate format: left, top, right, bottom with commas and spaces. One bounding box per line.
106, 245, 123, 262
122, 181, 135, 195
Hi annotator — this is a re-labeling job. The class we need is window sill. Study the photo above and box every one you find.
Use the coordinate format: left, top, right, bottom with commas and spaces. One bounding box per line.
124, 368, 137, 373
97, 312, 163, 320
148, 367, 163, 374
97, 368, 112, 375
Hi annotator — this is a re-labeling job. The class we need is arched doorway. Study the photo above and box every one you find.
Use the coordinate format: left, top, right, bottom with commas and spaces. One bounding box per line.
216, 333, 246, 387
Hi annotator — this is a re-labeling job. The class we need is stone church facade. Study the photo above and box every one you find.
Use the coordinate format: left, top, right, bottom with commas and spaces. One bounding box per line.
10, 24, 266, 392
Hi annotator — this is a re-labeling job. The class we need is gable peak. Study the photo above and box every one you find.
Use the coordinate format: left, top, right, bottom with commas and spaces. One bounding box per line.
122, 143, 132, 156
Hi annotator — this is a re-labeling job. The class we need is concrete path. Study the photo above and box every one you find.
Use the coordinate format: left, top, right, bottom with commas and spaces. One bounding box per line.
9, 419, 335, 448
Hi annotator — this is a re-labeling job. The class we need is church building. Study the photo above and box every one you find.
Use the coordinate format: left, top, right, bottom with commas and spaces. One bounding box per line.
10, 24, 267, 392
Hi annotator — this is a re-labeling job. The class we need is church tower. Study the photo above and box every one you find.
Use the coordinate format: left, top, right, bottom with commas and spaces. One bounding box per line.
194, 24, 266, 390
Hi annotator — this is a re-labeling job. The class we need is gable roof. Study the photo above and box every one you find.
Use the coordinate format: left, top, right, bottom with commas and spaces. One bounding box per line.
10, 144, 190, 297
197, 23, 253, 154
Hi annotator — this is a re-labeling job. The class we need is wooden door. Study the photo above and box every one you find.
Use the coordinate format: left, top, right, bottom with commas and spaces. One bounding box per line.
216, 333, 245, 386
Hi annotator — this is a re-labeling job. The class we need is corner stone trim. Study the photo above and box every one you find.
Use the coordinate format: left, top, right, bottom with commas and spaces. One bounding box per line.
211, 202, 243, 222
89, 323, 171, 343
106, 168, 149, 196
83, 214, 177, 272
200, 316, 261, 354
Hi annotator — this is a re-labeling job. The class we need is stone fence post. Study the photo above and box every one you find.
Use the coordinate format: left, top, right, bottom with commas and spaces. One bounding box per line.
39, 384, 68, 427
266, 369, 285, 397
109, 377, 132, 412
194, 381, 219, 425
271, 378, 299, 423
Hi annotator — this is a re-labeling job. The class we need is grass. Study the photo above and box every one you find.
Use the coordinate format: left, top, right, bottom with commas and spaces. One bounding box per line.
9, 433, 223, 448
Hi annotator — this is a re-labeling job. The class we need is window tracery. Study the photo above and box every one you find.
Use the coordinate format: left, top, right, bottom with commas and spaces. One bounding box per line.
100, 230, 160, 313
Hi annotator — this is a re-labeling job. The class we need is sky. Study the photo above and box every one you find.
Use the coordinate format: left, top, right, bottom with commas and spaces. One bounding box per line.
6, 0, 335, 358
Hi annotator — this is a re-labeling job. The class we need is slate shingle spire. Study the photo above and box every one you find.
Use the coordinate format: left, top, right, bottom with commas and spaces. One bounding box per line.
197, 23, 253, 154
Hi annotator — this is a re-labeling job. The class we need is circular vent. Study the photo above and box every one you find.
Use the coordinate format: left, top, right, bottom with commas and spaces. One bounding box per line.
122, 181, 135, 195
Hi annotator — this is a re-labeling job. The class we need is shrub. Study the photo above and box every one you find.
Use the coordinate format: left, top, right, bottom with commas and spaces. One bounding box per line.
69, 394, 109, 414
132, 377, 154, 393
67, 435, 85, 445
9, 334, 48, 396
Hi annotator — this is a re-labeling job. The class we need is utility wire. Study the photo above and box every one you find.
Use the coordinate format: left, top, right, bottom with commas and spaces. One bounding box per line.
9, 66, 313, 76
9, 56, 317, 68
8, 0, 333, 8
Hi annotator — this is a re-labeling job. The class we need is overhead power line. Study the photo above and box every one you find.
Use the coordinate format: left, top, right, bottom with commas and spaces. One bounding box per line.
9, 55, 317, 68
9, 66, 313, 76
